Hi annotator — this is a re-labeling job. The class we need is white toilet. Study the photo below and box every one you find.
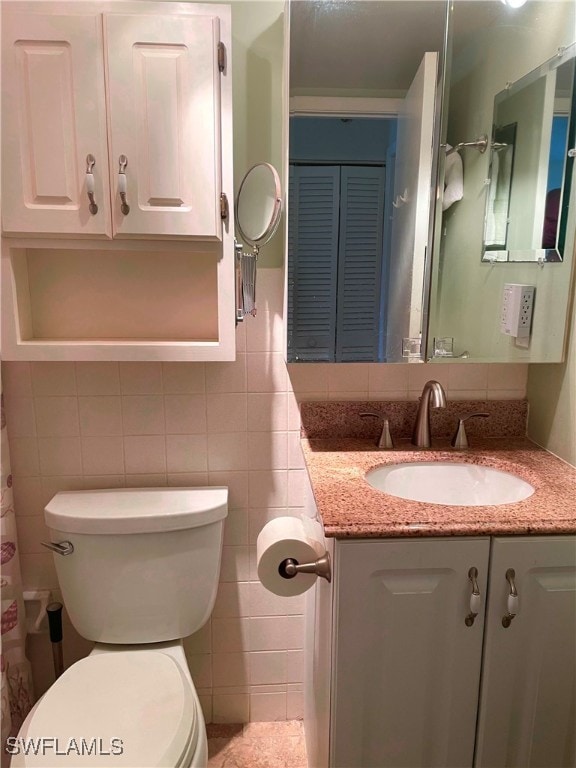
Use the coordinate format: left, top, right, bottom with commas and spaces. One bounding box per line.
14, 487, 228, 768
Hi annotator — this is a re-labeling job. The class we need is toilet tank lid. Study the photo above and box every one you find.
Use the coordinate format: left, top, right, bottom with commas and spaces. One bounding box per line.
45, 487, 228, 534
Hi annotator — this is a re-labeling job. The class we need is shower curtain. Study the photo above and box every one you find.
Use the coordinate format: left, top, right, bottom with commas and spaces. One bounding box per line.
1, 376, 34, 763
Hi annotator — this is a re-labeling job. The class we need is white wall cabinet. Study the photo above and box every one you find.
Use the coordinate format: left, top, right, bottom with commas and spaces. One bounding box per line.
2, 12, 112, 238
2, 5, 224, 240
1, 2, 235, 361
305, 535, 576, 768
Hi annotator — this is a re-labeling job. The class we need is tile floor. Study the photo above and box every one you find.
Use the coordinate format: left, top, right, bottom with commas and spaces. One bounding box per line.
207, 721, 307, 767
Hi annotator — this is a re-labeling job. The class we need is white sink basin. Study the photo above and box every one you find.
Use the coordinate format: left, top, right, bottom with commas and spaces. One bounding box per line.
365, 462, 534, 506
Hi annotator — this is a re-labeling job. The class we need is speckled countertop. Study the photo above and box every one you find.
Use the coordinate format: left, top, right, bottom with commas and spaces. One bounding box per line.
301, 437, 576, 538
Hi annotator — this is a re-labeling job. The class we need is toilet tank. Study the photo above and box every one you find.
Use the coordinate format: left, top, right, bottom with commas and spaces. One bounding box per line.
44, 488, 228, 644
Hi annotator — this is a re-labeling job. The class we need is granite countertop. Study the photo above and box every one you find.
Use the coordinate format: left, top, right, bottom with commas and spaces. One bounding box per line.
301, 437, 576, 538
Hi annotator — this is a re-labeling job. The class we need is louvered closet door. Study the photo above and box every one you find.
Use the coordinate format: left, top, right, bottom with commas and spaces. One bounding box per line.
336, 166, 386, 362
288, 166, 340, 361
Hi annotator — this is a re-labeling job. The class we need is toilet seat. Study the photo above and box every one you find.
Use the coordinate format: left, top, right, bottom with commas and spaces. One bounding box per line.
14, 651, 198, 767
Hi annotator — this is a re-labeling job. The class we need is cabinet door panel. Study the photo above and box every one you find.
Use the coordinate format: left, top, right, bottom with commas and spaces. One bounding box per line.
2, 13, 111, 237
105, 14, 221, 239
475, 536, 576, 768
333, 538, 490, 768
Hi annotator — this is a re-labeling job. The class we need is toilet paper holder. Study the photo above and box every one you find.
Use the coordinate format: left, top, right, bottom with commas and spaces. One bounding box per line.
278, 553, 331, 583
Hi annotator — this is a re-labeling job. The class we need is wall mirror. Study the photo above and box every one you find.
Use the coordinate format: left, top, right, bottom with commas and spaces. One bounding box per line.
427, 0, 576, 364
235, 163, 282, 319
286, 0, 448, 363
482, 45, 575, 263
236, 163, 282, 251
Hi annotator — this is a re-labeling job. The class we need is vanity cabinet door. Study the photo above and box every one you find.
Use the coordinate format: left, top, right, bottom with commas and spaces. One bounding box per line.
332, 538, 490, 768
1, 12, 112, 237
475, 536, 576, 768
105, 13, 223, 240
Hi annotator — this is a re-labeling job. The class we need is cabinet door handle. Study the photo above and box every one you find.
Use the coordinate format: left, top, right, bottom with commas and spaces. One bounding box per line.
85, 154, 98, 214
465, 566, 481, 626
502, 568, 519, 628
118, 154, 130, 215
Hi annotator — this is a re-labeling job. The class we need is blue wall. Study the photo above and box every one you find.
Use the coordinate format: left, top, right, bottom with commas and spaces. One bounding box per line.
547, 115, 569, 191
290, 117, 397, 163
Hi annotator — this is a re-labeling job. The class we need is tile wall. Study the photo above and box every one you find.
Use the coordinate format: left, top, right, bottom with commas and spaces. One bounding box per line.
1, 269, 529, 723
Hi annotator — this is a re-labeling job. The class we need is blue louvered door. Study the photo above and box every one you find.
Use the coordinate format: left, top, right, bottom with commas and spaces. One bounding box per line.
288, 166, 340, 361
288, 164, 386, 362
336, 167, 386, 361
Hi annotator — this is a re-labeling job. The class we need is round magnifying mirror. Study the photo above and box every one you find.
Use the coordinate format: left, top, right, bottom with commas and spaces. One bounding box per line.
236, 163, 282, 250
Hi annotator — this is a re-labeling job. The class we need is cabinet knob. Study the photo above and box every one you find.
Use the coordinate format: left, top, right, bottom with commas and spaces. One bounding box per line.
118, 154, 130, 215
85, 154, 98, 215
502, 568, 519, 628
465, 566, 481, 626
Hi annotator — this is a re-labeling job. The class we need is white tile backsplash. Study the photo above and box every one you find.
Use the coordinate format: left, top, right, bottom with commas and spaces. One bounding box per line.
2, 267, 530, 721
247, 393, 288, 432
207, 393, 247, 433
3, 362, 33, 398
31, 362, 76, 396
164, 394, 207, 434
78, 397, 123, 436
161, 362, 205, 394
75, 362, 120, 396
205, 356, 247, 394
35, 397, 80, 437
212, 617, 250, 653
119, 362, 162, 394
121, 395, 165, 435
81, 436, 125, 475
213, 653, 250, 687
249, 692, 287, 722
38, 437, 82, 476
247, 352, 287, 393
212, 693, 249, 724
207, 433, 249, 472
123, 435, 166, 474
165, 434, 208, 473
5, 397, 37, 438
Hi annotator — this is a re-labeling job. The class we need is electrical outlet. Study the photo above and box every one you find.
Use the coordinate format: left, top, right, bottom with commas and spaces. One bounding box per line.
500, 284, 535, 338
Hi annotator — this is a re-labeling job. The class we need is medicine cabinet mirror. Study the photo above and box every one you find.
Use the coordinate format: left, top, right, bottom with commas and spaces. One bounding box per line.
427, 0, 576, 363
286, 0, 447, 363
286, 0, 576, 366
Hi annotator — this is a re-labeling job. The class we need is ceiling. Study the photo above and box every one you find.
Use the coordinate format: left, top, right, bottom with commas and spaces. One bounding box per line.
289, 0, 447, 96
288, 0, 519, 96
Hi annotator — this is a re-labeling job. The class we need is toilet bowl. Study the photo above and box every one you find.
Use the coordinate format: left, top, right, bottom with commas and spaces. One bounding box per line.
13, 488, 228, 768
13, 642, 206, 768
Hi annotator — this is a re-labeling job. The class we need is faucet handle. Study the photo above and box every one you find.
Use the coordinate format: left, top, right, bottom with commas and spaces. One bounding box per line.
360, 412, 394, 449
451, 412, 489, 449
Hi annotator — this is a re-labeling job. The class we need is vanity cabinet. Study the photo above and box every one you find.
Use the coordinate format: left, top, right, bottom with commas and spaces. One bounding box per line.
475, 536, 576, 768
2, 6, 224, 240
306, 535, 576, 768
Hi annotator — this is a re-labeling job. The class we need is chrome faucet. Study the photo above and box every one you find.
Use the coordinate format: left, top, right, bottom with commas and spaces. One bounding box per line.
411, 380, 447, 448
